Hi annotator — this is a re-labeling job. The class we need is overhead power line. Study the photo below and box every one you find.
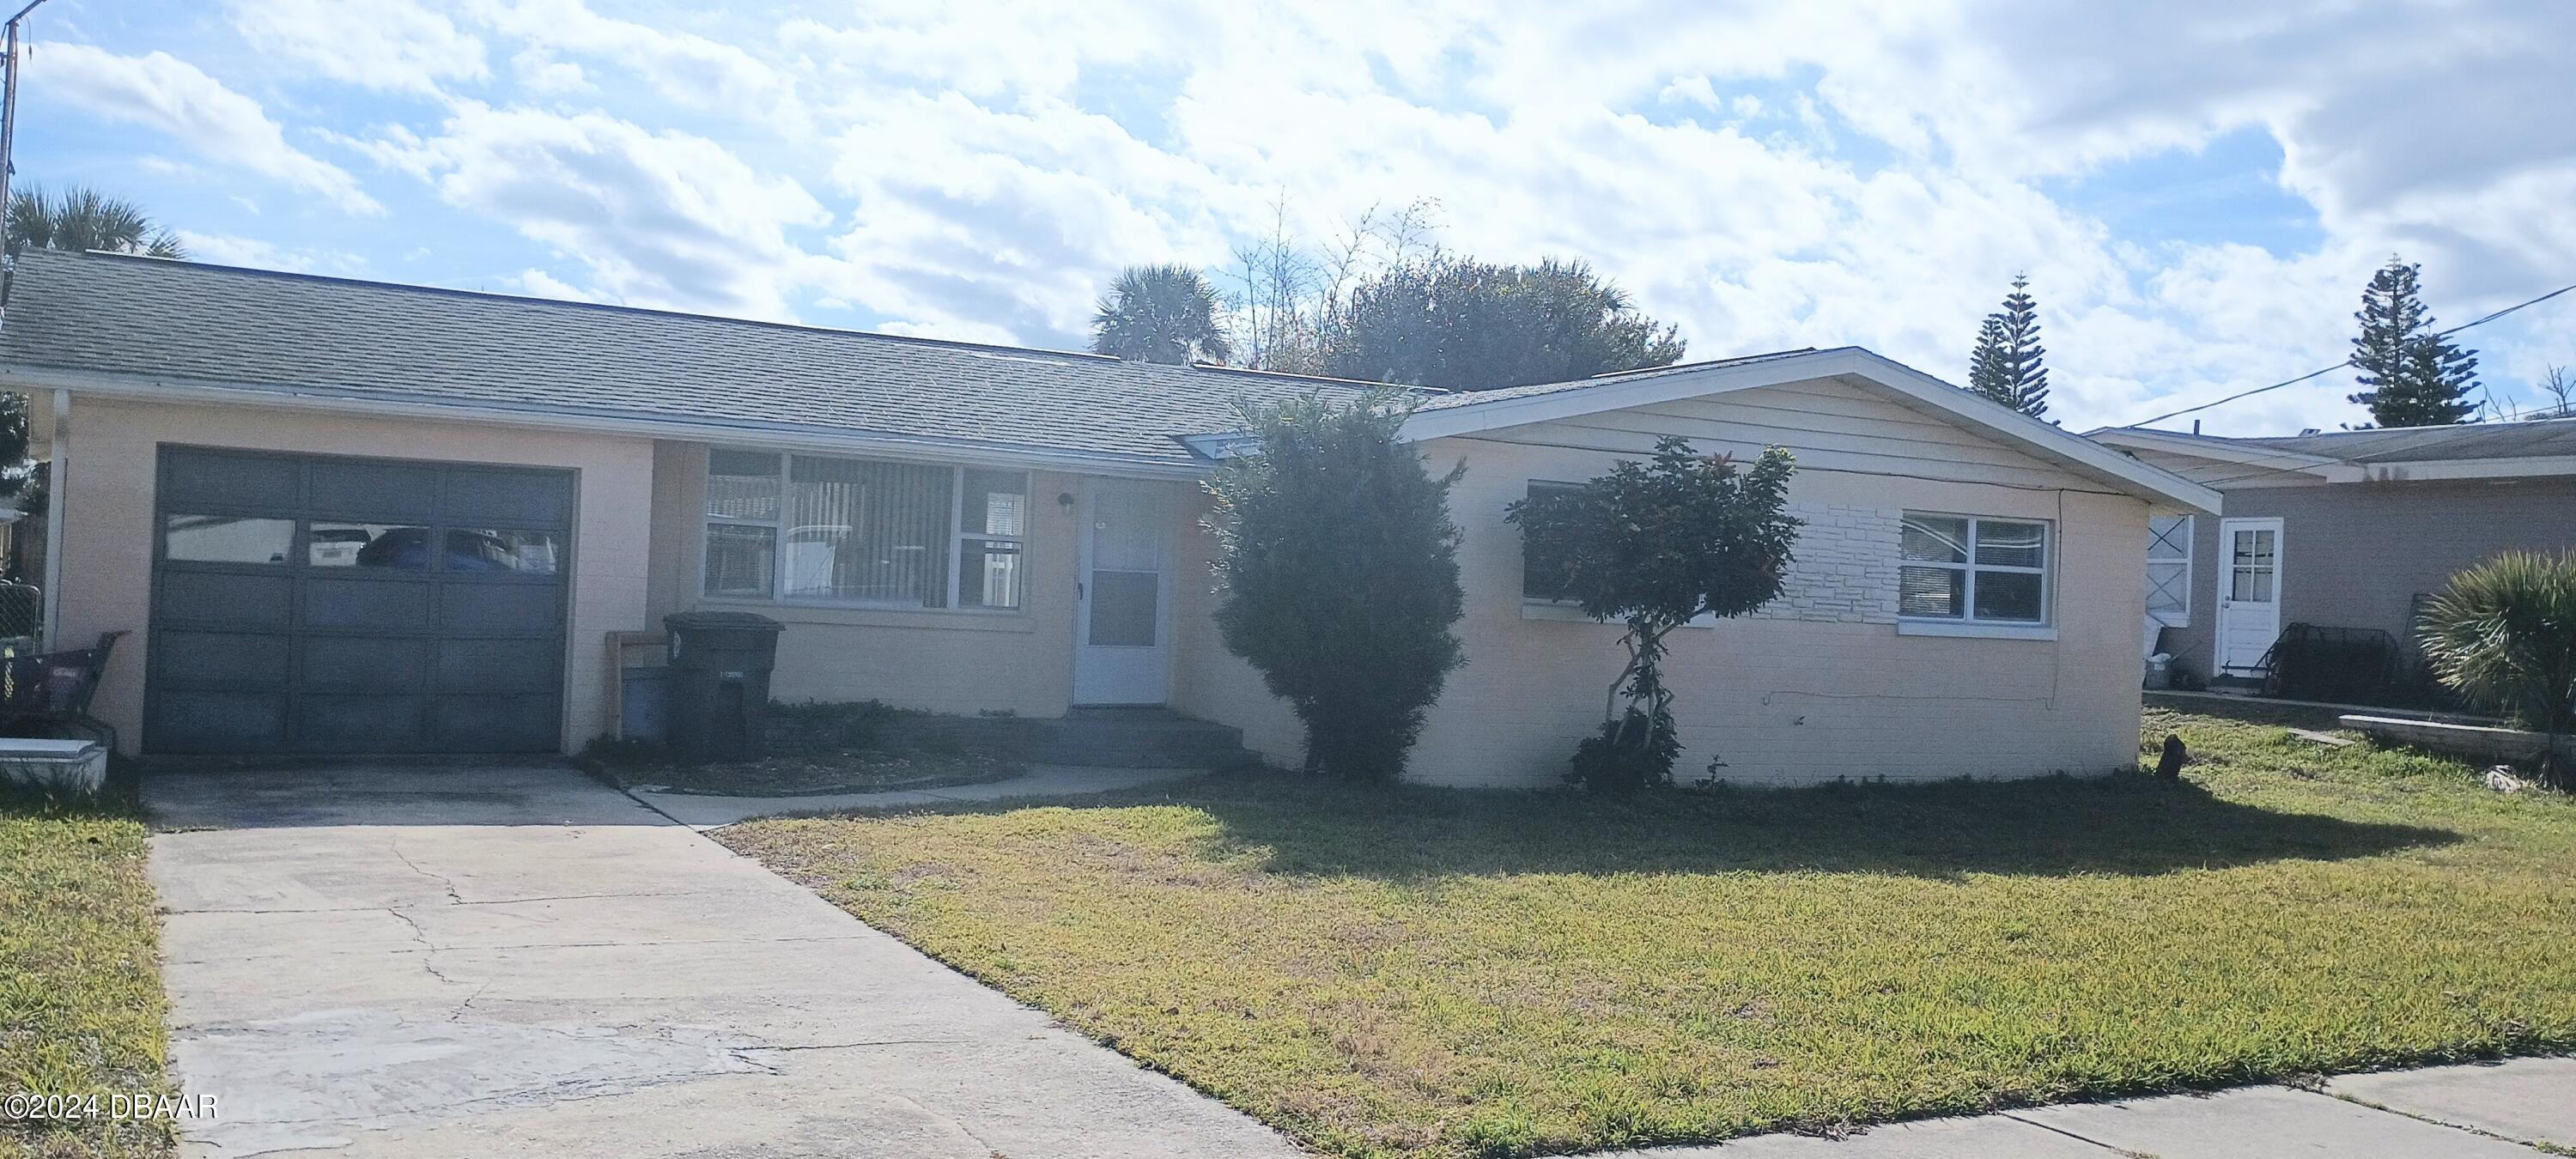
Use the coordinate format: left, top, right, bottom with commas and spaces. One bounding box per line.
2116, 280, 2576, 429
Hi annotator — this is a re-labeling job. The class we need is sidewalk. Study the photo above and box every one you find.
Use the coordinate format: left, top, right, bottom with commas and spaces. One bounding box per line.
628, 762, 1206, 828
1622, 1058, 2576, 1157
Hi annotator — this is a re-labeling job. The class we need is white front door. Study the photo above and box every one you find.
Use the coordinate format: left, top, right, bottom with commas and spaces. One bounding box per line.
1072, 479, 1174, 706
2216, 517, 2284, 676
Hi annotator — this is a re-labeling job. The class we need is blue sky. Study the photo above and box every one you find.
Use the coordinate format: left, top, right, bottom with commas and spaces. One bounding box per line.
20, 0, 2576, 434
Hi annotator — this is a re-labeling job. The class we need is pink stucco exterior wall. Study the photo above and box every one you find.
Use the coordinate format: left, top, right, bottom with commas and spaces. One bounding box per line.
58, 374, 2150, 787
1173, 379, 2154, 787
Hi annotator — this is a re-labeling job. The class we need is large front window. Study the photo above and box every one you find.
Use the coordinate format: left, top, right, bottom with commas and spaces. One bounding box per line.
1899, 513, 2050, 624
703, 449, 1027, 610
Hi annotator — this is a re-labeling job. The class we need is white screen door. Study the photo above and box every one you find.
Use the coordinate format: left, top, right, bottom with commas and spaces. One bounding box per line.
2216, 517, 2283, 676
1073, 480, 1174, 705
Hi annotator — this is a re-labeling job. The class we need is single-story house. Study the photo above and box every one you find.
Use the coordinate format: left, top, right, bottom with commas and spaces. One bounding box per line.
2094, 422, 2576, 687
0, 249, 2215, 787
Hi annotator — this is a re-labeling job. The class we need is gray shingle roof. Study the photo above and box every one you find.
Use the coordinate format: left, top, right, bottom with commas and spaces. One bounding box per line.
1408, 348, 1823, 410
2131, 420, 2576, 465
0, 250, 1406, 468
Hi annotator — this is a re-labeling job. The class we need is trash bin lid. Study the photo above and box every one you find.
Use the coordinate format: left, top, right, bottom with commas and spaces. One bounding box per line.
663, 610, 785, 634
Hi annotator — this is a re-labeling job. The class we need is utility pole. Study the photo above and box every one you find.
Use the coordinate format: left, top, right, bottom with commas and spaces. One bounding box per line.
0, 0, 49, 332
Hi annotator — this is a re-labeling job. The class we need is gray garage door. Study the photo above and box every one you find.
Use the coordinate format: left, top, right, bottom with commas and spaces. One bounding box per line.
145, 447, 574, 755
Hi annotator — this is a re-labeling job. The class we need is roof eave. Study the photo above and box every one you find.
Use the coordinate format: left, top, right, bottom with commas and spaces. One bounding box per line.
2088, 427, 2343, 470
2093, 428, 2576, 486
1402, 349, 2221, 513
0, 361, 1213, 480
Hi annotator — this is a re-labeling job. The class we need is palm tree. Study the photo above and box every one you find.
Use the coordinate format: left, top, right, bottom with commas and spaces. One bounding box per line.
1091, 264, 1231, 365
2419, 550, 2576, 788
7, 185, 185, 258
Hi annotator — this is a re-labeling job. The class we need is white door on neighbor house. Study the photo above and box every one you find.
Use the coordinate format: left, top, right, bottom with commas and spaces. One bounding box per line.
1072, 479, 1174, 706
2216, 517, 2284, 676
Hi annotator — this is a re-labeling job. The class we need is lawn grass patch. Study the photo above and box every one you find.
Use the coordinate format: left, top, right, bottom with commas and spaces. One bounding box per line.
0, 786, 172, 1158
721, 709, 2576, 1158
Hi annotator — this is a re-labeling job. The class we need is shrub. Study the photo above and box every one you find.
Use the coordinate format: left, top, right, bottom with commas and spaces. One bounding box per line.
2419, 550, 2576, 787
1508, 438, 1800, 792
769, 698, 909, 750
1210, 391, 1467, 780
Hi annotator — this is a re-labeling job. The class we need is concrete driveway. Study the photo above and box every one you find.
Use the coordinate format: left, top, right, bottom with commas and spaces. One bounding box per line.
145, 762, 1304, 1158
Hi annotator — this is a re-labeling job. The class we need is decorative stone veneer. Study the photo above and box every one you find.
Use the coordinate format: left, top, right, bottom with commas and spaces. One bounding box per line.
1747, 503, 1902, 625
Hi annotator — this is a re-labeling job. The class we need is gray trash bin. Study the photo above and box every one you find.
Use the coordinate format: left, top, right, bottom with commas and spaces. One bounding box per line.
662, 611, 784, 762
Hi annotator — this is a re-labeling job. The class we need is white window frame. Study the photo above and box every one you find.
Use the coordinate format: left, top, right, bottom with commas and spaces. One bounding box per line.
1896, 512, 2055, 640
2145, 514, 2193, 628
700, 447, 1028, 614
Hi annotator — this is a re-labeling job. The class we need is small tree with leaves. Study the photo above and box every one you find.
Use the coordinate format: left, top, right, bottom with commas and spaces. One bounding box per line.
1209, 392, 1466, 780
1966, 276, 2048, 417
2419, 551, 2576, 788
1507, 439, 1800, 792
2349, 258, 2479, 428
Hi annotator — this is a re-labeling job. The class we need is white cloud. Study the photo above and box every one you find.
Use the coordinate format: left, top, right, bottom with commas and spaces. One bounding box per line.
508, 267, 593, 300
1656, 74, 1719, 109
33, 42, 382, 215
465, 0, 805, 131
511, 49, 592, 96
58, 1, 2576, 434
370, 103, 828, 316
171, 231, 369, 276
228, 0, 489, 95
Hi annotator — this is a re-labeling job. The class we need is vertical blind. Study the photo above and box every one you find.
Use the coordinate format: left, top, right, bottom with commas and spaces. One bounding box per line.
704, 450, 1024, 610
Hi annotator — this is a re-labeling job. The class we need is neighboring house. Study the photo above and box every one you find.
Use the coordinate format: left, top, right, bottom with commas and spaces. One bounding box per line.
2094, 422, 2576, 686
0, 250, 2215, 787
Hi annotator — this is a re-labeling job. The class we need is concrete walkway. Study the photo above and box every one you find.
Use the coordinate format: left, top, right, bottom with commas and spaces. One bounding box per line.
629, 762, 1203, 828
145, 762, 1303, 1158
1620, 1059, 2576, 1156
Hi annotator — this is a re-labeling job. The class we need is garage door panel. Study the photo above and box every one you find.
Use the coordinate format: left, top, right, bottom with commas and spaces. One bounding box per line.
436, 638, 560, 693
295, 695, 429, 752
156, 631, 291, 689
146, 690, 288, 753
433, 695, 560, 752
440, 584, 560, 634
161, 451, 299, 511
303, 577, 434, 630
158, 571, 293, 629
150, 449, 574, 756
442, 470, 572, 527
306, 461, 440, 522
301, 636, 429, 694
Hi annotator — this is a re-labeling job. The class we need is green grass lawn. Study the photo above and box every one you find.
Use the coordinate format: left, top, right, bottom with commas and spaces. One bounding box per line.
1, 788, 172, 1159
721, 707, 2576, 1158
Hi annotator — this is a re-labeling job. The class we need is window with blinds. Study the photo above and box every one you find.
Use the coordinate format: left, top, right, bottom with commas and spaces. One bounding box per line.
703, 449, 1027, 610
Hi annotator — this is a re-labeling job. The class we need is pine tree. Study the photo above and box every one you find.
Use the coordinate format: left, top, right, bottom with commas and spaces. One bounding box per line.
1968, 313, 2011, 406
1995, 275, 2049, 417
2348, 258, 2480, 428
1965, 276, 2048, 417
